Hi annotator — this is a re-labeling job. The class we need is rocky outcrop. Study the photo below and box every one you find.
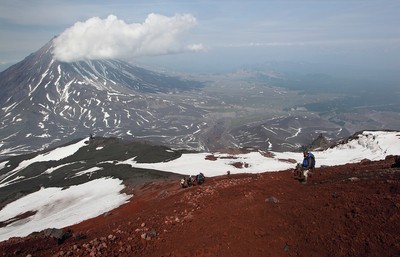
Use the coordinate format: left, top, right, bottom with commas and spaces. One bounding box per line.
308, 133, 331, 150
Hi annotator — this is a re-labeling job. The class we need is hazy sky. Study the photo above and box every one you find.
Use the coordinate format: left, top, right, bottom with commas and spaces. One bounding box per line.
0, 0, 399, 74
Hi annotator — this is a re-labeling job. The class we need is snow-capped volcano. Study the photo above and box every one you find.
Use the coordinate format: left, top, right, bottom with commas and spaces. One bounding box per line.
0, 39, 206, 158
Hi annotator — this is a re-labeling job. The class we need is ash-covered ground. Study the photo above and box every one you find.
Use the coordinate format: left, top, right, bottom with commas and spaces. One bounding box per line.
1, 156, 399, 257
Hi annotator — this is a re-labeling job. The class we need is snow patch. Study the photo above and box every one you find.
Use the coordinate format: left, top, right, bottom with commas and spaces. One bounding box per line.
127, 131, 400, 177
73, 167, 103, 178
0, 130, 399, 243
0, 178, 131, 242
0, 138, 88, 186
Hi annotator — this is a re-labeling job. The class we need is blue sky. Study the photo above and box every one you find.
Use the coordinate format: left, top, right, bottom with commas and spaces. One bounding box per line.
0, 0, 399, 74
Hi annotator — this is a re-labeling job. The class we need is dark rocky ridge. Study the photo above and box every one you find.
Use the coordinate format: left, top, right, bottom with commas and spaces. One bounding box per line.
0, 137, 184, 210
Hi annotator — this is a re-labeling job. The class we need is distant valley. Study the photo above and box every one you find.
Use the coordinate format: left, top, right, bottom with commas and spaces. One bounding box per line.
0, 39, 399, 159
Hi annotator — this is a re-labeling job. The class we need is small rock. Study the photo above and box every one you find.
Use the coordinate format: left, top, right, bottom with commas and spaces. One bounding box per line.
149, 228, 157, 238
159, 190, 168, 197
254, 230, 267, 237
126, 245, 132, 252
265, 196, 280, 203
73, 232, 86, 240
183, 213, 194, 221
283, 243, 290, 252
360, 158, 371, 164
391, 156, 400, 168
43, 228, 72, 244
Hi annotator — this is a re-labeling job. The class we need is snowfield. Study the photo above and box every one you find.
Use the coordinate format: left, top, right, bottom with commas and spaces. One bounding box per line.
0, 130, 399, 242
0, 178, 130, 242
127, 131, 400, 176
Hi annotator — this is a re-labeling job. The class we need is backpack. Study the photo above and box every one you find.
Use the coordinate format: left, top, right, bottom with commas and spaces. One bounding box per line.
308, 152, 315, 168
197, 173, 204, 184
302, 152, 315, 169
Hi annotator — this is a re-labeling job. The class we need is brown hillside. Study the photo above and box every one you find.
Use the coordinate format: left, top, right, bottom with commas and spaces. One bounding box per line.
1, 156, 400, 257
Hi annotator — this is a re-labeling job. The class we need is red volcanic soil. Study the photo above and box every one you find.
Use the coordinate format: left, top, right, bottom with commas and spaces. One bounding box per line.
1, 156, 400, 257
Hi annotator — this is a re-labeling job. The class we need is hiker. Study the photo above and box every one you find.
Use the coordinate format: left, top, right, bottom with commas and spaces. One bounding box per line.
187, 175, 195, 187
294, 150, 315, 182
180, 177, 186, 188
196, 173, 205, 185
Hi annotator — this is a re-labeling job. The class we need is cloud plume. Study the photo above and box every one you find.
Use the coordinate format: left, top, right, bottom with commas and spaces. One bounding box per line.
53, 13, 204, 62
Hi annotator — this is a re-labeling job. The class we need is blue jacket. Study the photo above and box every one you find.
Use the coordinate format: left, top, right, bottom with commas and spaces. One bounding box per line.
302, 152, 315, 169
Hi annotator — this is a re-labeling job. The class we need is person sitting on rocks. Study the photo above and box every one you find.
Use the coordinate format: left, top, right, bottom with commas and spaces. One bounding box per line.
180, 177, 186, 188
294, 150, 315, 182
196, 173, 205, 185
187, 175, 195, 187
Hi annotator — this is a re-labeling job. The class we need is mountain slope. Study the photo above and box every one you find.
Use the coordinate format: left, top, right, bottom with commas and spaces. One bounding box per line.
0, 39, 206, 158
0, 136, 183, 210
228, 115, 347, 151
0, 155, 399, 257
0, 130, 399, 245
1, 38, 398, 164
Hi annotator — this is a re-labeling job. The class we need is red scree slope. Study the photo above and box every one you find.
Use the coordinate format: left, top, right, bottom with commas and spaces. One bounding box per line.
0, 156, 399, 257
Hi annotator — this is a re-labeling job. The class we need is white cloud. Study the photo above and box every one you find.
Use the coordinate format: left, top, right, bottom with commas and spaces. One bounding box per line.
52, 13, 203, 62
187, 44, 206, 52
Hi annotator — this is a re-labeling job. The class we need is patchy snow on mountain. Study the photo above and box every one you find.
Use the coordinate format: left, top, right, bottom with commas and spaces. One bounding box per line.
127, 131, 400, 176
0, 138, 88, 188
72, 167, 103, 178
0, 178, 131, 242
0, 38, 207, 159
0, 131, 399, 242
